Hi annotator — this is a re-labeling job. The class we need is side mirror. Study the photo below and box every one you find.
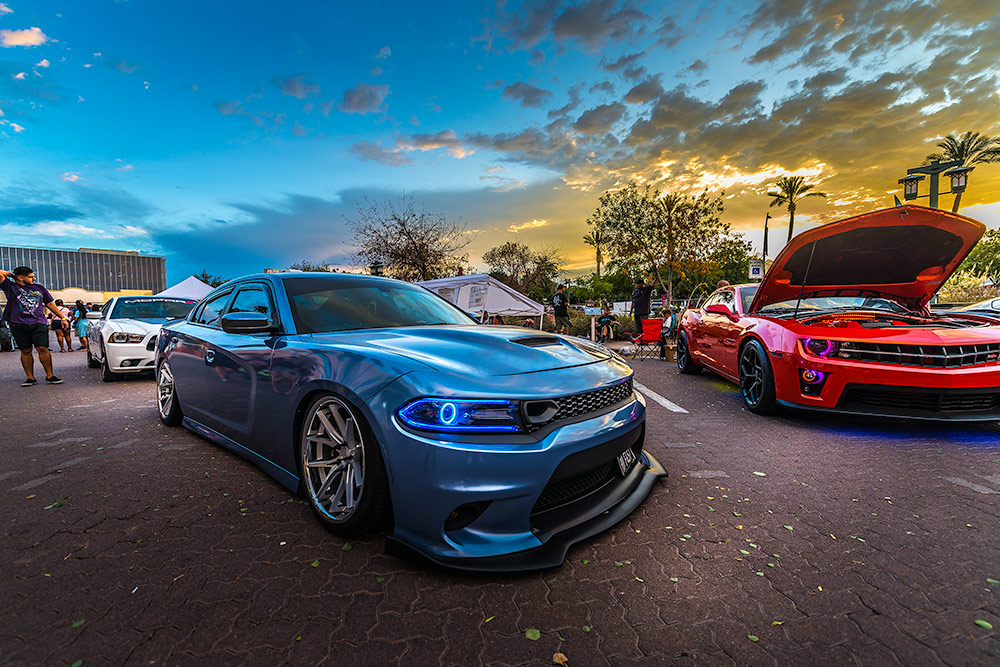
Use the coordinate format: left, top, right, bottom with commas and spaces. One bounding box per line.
221, 311, 275, 334
705, 303, 738, 321
86, 311, 102, 320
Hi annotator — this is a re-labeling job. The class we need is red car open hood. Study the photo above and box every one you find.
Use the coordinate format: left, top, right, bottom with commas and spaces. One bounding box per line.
748, 206, 986, 313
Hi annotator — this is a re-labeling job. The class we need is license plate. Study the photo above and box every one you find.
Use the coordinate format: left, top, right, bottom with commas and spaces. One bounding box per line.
617, 448, 637, 476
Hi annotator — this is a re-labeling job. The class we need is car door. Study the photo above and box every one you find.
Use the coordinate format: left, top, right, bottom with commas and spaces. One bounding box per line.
692, 292, 725, 366
197, 282, 281, 448
167, 288, 234, 427
712, 289, 742, 374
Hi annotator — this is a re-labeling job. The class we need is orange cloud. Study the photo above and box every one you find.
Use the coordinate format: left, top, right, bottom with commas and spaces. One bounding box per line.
0, 27, 49, 48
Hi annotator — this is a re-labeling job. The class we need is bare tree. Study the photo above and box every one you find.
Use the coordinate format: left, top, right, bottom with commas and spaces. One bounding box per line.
287, 260, 335, 272
347, 194, 469, 281
482, 241, 563, 302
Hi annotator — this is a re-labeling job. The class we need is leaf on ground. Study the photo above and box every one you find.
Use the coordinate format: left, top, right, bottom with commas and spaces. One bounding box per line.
614, 561, 623, 567
71, 661, 83, 667
740, 549, 750, 555
753, 472, 767, 477
525, 629, 541, 641
771, 621, 784, 626
987, 578, 1000, 585
484, 616, 495, 623
783, 525, 793, 530
72, 620, 85, 628
669, 577, 679, 582
756, 572, 764, 576
747, 635, 759, 642
341, 543, 352, 551
553, 652, 569, 665
582, 559, 589, 564
376, 577, 385, 583
581, 625, 591, 633
974, 619, 993, 630
310, 560, 319, 567
733, 511, 741, 516
635, 577, 644, 582
682, 534, 691, 539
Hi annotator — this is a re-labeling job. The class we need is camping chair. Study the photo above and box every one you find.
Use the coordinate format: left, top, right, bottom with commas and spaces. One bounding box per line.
626, 318, 663, 360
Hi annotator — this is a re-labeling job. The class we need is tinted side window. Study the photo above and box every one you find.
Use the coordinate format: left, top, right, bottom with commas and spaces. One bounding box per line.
193, 290, 232, 326
228, 285, 275, 322
718, 290, 735, 307
702, 293, 723, 309
101, 300, 113, 318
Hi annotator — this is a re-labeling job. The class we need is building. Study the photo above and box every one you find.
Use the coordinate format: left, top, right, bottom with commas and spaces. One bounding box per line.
0, 245, 166, 303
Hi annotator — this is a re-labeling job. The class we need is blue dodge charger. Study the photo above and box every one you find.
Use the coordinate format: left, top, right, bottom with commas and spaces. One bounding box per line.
155, 273, 665, 570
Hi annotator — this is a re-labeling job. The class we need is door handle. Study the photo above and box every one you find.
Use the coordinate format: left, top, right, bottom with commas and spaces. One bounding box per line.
204, 349, 215, 364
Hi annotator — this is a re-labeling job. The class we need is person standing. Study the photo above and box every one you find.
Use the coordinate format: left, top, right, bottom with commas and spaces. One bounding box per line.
49, 298, 72, 352
72, 299, 90, 352
552, 284, 570, 335
0, 266, 66, 385
631, 277, 654, 335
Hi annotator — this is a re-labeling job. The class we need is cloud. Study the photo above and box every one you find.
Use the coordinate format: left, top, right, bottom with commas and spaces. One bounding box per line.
374, 46, 391, 60
686, 59, 707, 75
107, 59, 139, 74
0, 221, 112, 238
214, 99, 264, 126
338, 83, 389, 114
0, 27, 49, 48
61, 172, 82, 182
399, 129, 471, 158
573, 102, 626, 135
9, 122, 23, 132
349, 141, 412, 166
0, 4, 11, 15
551, 0, 647, 49
0, 203, 84, 223
116, 163, 134, 171
624, 77, 664, 104
502, 81, 552, 108
370, 65, 383, 76
508, 219, 549, 232
35, 58, 49, 68
602, 53, 642, 73
272, 73, 320, 99
292, 121, 307, 137
13, 71, 24, 79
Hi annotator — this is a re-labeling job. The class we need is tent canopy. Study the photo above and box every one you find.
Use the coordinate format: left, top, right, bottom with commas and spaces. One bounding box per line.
156, 275, 213, 300
417, 274, 545, 316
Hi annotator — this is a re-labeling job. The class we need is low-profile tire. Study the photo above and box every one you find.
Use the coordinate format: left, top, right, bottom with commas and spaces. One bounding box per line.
299, 393, 391, 537
100, 345, 119, 382
156, 361, 183, 426
86, 348, 100, 369
676, 330, 702, 375
739, 339, 777, 415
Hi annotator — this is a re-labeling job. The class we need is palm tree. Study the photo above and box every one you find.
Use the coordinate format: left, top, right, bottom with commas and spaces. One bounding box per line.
767, 176, 827, 243
583, 227, 606, 279
925, 131, 1000, 213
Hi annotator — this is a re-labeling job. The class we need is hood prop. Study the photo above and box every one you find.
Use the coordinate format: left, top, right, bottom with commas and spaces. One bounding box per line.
792, 240, 818, 321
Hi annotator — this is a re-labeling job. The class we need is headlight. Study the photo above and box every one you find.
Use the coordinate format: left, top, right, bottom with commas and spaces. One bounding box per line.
802, 338, 840, 357
398, 398, 521, 433
109, 332, 145, 343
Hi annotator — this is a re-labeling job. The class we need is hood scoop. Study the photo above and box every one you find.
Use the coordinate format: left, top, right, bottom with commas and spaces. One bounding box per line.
511, 336, 563, 348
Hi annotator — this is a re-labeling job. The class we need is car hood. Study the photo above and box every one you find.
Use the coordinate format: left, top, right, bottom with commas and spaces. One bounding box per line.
749, 206, 986, 312
105, 319, 164, 335
305, 325, 614, 376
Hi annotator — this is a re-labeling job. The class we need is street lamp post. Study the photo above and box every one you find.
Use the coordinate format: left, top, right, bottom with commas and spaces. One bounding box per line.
370, 261, 384, 276
899, 159, 962, 209
762, 212, 771, 259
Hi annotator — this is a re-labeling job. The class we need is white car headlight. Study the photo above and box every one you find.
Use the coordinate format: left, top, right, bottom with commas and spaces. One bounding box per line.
110, 332, 145, 343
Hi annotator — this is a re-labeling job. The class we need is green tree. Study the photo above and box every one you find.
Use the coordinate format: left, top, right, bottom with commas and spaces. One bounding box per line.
347, 194, 469, 281
925, 131, 1000, 212
195, 270, 226, 287
766, 176, 826, 244
582, 228, 606, 279
587, 183, 726, 305
482, 241, 563, 302
287, 260, 335, 272
960, 229, 1000, 288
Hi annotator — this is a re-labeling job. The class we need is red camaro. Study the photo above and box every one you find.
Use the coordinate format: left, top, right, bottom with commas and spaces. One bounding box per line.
677, 206, 1000, 420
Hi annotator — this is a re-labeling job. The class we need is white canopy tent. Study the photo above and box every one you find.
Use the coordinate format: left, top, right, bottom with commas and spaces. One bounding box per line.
156, 275, 213, 300
417, 274, 546, 327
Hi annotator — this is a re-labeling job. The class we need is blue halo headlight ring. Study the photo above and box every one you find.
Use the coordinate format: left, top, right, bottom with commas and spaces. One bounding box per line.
398, 398, 522, 433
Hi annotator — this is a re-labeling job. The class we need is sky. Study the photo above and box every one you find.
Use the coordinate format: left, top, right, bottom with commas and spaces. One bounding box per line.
1, 0, 999, 285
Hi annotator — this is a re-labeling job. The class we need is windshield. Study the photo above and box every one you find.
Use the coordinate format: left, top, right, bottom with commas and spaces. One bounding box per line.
283, 277, 475, 333
757, 296, 910, 315
111, 298, 197, 321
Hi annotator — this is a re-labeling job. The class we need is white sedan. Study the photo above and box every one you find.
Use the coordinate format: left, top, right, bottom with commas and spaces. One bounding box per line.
87, 296, 198, 381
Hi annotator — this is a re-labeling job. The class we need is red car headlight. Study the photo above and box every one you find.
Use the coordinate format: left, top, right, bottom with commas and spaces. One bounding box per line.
803, 338, 840, 357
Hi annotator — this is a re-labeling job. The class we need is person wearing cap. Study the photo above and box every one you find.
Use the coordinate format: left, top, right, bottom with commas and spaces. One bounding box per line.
0, 266, 66, 386
552, 284, 570, 335
631, 276, 655, 335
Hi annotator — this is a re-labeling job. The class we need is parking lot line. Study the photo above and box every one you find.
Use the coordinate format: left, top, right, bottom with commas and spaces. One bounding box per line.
633, 381, 689, 414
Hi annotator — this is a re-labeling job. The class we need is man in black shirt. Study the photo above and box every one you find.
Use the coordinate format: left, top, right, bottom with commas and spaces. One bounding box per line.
552, 284, 570, 334
631, 278, 654, 335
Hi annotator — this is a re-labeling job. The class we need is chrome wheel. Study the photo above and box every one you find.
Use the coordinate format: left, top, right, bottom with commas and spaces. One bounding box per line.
157, 362, 175, 419
302, 396, 366, 522
739, 343, 764, 407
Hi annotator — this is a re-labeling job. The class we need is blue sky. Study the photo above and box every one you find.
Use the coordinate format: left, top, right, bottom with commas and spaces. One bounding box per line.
2, 0, 999, 284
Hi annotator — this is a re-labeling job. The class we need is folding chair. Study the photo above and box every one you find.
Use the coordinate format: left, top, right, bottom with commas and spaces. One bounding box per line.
627, 318, 663, 360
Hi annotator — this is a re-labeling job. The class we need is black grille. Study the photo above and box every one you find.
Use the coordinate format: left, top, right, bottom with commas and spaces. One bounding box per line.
532, 461, 618, 514
841, 386, 1000, 415
511, 336, 562, 347
836, 341, 1000, 368
524, 379, 634, 432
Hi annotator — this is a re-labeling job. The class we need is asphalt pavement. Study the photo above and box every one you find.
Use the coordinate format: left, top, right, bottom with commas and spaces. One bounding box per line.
1, 345, 999, 666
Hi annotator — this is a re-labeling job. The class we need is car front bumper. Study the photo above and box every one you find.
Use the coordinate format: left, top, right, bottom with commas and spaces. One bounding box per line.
380, 393, 666, 571
104, 335, 158, 373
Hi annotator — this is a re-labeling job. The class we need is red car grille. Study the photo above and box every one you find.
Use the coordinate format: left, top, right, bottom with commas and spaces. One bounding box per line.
841, 386, 1000, 416
837, 341, 1000, 368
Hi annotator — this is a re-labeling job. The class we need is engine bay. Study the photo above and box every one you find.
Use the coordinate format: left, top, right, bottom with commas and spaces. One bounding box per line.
798, 311, 999, 329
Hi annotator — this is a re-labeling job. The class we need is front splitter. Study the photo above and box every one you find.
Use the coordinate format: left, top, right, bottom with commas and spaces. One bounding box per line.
384, 450, 667, 572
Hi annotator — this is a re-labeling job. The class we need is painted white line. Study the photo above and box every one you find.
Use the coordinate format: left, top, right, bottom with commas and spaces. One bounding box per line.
943, 477, 996, 495
634, 381, 689, 413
